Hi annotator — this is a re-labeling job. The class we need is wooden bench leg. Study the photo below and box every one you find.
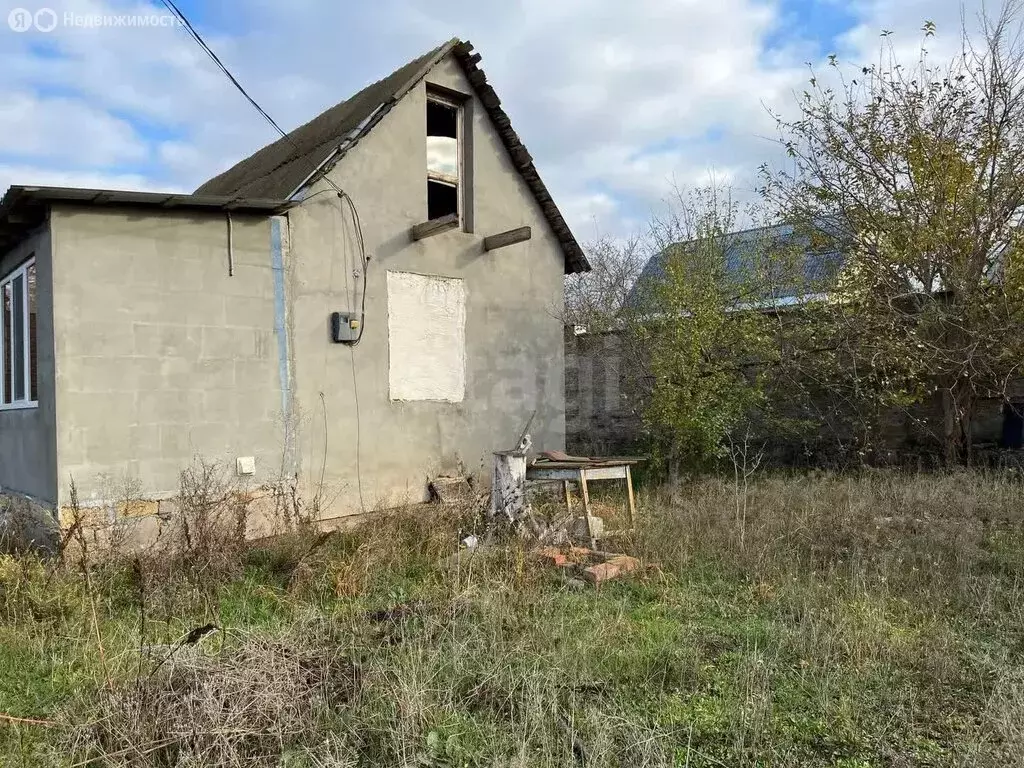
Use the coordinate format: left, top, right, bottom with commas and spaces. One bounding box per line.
625, 465, 637, 529
579, 469, 596, 549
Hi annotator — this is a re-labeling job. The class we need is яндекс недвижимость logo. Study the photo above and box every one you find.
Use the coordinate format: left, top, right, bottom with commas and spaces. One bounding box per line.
8, 7, 178, 32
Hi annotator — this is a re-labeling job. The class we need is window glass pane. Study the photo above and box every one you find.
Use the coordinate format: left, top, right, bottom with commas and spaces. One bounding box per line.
12, 274, 24, 402
28, 263, 37, 402
2, 281, 10, 405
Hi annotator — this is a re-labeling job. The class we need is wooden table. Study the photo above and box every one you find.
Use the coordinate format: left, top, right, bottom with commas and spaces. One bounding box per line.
525, 458, 642, 548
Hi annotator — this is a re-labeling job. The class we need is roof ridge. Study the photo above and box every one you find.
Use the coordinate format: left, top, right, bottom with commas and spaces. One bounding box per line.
661, 218, 845, 251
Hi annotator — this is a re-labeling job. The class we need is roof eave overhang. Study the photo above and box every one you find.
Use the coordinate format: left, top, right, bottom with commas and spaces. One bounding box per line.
450, 40, 590, 274
0, 185, 294, 253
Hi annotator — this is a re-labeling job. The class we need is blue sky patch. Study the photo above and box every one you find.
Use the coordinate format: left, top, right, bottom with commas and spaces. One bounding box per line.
765, 0, 859, 56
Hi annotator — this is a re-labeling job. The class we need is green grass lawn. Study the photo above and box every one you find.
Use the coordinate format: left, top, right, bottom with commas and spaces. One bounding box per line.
2, 471, 1023, 766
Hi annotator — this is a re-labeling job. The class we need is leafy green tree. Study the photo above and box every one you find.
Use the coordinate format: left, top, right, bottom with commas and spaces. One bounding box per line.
762, 4, 1024, 462
630, 186, 812, 470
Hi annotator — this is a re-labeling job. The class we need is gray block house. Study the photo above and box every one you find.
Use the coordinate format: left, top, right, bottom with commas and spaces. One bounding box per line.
0, 39, 588, 523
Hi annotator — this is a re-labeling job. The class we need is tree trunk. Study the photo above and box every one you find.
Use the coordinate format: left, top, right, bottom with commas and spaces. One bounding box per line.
942, 383, 974, 465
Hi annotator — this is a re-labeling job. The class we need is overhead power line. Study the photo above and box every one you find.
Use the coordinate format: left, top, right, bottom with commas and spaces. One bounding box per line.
158, 0, 370, 512
158, 0, 291, 140
158, 0, 361, 235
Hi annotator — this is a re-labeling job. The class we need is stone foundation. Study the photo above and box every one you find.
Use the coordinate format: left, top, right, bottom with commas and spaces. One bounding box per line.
54, 485, 310, 557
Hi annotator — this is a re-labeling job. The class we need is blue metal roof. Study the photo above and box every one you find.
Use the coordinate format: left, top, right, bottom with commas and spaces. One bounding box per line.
629, 221, 845, 308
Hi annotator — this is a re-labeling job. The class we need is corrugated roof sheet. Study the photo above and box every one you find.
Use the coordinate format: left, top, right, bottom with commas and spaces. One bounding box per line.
628, 221, 845, 308
196, 42, 452, 201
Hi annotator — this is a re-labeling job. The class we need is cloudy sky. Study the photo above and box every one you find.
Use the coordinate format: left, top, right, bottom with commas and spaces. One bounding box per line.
0, 0, 994, 242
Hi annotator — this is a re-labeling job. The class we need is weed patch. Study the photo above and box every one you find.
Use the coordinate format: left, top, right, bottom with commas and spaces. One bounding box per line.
1, 471, 1023, 766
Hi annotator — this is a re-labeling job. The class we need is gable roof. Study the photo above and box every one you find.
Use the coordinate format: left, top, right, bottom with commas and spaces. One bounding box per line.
196, 38, 589, 274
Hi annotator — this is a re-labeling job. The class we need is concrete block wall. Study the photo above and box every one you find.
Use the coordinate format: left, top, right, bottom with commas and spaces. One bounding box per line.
565, 329, 644, 456
564, 326, 949, 463
283, 52, 569, 517
565, 326, 1024, 464
50, 207, 286, 508
0, 226, 57, 503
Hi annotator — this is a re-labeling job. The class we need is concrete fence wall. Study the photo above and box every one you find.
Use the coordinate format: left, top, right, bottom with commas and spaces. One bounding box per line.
564, 326, 1022, 463
565, 329, 644, 456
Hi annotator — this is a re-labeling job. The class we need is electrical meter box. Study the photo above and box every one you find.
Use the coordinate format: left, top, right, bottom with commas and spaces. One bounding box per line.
331, 311, 362, 343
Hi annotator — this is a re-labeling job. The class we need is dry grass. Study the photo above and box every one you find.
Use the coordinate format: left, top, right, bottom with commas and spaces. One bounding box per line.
2, 469, 1024, 766
68, 628, 360, 767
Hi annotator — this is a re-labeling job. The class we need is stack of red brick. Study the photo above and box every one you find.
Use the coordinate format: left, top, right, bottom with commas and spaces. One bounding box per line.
534, 546, 642, 585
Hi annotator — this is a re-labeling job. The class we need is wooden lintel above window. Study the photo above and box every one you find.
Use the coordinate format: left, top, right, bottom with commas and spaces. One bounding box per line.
411, 213, 459, 241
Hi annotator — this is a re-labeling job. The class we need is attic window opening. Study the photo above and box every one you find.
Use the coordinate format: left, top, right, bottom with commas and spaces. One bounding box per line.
427, 96, 461, 221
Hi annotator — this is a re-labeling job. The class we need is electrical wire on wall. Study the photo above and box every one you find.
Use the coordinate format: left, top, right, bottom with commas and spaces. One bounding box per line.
342, 192, 369, 345
161, 0, 369, 513
335, 192, 368, 514
159, 0, 371, 317
339, 193, 368, 512
314, 188, 368, 514
300, 188, 370, 345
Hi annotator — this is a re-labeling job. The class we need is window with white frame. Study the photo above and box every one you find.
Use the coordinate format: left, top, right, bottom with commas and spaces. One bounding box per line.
427, 94, 462, 222
1, 257, 38, 408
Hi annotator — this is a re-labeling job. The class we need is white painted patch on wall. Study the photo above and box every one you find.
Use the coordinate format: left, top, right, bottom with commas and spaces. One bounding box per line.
387, 271, 466, 402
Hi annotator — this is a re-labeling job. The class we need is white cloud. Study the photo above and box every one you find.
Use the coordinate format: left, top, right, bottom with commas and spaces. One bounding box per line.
0, 0, 999, 241
0, 91, 147, 164
558, 191, 624, 244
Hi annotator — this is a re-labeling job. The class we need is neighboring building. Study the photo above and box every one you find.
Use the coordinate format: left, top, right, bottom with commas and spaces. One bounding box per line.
0, 39, 588, 524
569, 223, 841, 457
627, 221, 844, 309
567, 223, 1019, 463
